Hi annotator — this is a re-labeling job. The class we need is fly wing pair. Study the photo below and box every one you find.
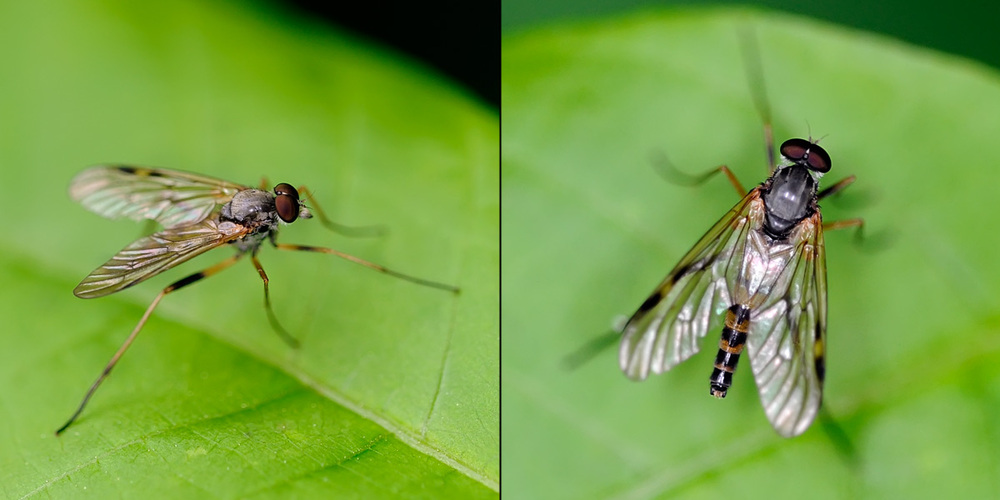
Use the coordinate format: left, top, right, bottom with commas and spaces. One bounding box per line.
69, 166, 255, 298
619, 186, 827, 438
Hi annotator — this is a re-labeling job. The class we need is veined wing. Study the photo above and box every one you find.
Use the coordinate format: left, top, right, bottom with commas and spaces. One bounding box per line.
744, 212, 826, 437
69, 166, 247, 228
74, 218, 249, 298
620, 190, 761, 381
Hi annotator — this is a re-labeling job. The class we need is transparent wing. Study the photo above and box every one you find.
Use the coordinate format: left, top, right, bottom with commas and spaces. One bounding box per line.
744, 212, 827, 437
620, 190, 761, 380
74, 218, 249, 298
69, 165, 247, 228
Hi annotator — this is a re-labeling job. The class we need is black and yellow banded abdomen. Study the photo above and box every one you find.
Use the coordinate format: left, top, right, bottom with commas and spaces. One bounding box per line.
709, 304, 751, 398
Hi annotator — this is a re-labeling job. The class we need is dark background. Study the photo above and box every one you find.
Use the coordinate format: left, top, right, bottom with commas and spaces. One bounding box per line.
275, 1, 1000, 111
278, 1, 1000, 122
286, 0, 498, 109
502, 0, 1000, 78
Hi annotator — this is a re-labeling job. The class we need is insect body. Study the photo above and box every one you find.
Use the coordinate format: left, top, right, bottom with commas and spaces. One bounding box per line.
72, 169, 304, 298
58, 165, 457, 435
619, 138, 858, 437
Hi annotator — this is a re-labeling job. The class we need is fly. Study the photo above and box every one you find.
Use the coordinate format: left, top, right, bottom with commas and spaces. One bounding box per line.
57, 165, 458, 435
618, 34, 862, 437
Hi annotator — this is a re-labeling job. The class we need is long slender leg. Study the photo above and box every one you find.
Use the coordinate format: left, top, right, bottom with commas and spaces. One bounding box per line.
817, 160, 868, 246
652, 29, 768, 199
298, 185, 386, 238
825, 217, 865, 246
651, 152, 748, 198
817, 173, 864, 236
249, 255, 300, 348
707, 165, 747, 198
738, 25, 776, 173
818, 175, 856, 200
824, 218, 864, 232
273, 243, 459, 293
258, 178, 384, 237
562, 331, 619, 371
761, 123, 776, 173
55, 254, 244, 435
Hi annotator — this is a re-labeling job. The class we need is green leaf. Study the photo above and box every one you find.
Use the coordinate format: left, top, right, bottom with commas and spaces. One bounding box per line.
503, 8, 1000, 498
0, 0, 497, 497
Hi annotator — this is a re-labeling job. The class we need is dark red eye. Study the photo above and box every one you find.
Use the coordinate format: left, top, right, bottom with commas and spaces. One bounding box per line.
779, 138, 831, 173
273, 183, 300, 223
806, 146, 832, 172
779, 139, 808, 160
274, 183, 299, 199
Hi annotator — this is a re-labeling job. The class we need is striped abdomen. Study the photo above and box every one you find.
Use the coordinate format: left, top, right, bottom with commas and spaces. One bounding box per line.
709, 304, 751, 398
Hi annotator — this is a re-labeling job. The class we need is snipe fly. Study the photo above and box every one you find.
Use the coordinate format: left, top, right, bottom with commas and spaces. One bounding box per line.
618, 35, 862, 437
58, 165, 458, 435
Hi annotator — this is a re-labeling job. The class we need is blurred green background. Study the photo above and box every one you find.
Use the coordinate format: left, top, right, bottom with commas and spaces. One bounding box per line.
503, 2, 1000, 499
503, 0, 1000, 76
0, 0, 497, 497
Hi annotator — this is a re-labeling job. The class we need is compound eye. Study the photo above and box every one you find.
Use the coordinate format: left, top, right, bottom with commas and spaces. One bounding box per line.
779, 138, 809, 161
273, 182, 299, 200
779, 138, 831, 173
273, 183, 301, 222
275, 194, 299, 223
805, 145, 832, 172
